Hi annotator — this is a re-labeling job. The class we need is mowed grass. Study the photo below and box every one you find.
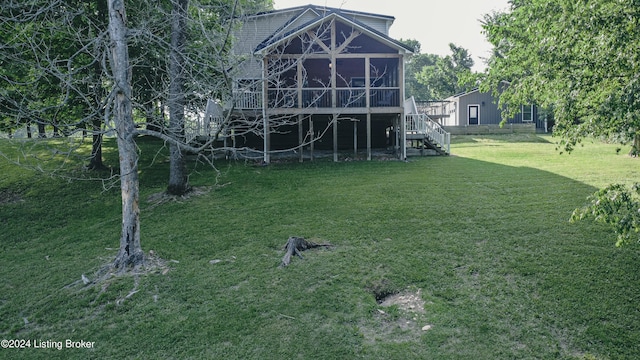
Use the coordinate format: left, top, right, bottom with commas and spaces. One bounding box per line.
0, 134, 639, 359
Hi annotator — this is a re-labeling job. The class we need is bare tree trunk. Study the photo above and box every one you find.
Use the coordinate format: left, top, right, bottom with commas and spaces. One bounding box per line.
167, 0, 190, 196
87, 0, 107, 171
108, 0, 144, 271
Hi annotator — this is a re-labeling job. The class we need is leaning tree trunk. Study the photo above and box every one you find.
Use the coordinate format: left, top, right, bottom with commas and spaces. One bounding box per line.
108, 0, 144, 271
166, 0, 190, 195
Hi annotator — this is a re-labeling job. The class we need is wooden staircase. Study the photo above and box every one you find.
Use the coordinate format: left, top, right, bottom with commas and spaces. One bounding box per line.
405, 113, 450, 156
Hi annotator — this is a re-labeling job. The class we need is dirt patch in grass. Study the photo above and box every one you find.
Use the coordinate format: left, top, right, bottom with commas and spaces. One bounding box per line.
360, 288, 433, 344
379, 289, 426, 313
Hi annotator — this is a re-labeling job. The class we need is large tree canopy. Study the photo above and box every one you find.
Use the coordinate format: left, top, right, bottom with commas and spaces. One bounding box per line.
482, 0, 640, 247
400, 39, 437, 101
401, 40, 476, 101
481, 0, 640, 153
417, 43, 475, 101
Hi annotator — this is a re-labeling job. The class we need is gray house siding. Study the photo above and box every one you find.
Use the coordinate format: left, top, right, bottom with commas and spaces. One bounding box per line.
444, 89, 542, 130
234, 7, 394, 55
348, 15, 391, 33
457, 91, 502, 125
232, 12, 293, 80
232, 6, 396, 84
234, 12, 291, 54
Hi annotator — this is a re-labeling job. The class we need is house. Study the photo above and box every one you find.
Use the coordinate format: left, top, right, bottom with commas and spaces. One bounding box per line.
421, 88, 549, 134
197, 5, 450, 162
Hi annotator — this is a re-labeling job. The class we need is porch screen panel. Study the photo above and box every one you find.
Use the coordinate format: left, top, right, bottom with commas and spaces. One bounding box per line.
301, 58, 332, 108
267, 58, 297, 108
369, 58, 400, 107
337, 58, 366, 108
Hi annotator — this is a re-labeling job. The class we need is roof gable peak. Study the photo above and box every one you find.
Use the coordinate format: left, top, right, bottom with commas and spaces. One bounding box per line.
254, 11, 412, 54
245, 4, 395, 22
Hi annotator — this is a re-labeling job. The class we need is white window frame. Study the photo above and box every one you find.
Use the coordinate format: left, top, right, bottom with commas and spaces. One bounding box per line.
521, 104, 534, 122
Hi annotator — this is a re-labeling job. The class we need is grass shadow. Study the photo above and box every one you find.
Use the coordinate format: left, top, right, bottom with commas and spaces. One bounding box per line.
1, 137, 638, 359
452, 133, 553, 145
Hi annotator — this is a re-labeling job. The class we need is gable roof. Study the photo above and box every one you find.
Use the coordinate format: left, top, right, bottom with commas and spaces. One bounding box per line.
446, 81, 511, 100
242, 5, 413, 55
243, 4, 396, 23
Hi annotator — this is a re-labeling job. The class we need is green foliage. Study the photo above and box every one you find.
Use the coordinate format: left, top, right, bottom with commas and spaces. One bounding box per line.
481, 0, 640, 153
415, 43, 476, 100
572, 183, 640, 247
403, 53, 438, 100
482, 0, 640, 247
400, 39, 477, 101
398, 38, 421, 53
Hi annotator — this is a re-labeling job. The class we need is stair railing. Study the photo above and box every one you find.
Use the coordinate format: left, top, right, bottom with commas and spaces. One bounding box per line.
405, 113, 450, 155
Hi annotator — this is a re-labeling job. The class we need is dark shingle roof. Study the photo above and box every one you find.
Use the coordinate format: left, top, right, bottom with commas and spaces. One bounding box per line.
244, 4, 395, 22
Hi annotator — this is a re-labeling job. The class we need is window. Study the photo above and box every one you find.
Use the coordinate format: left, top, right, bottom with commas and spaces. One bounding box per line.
522, 104, 534, 122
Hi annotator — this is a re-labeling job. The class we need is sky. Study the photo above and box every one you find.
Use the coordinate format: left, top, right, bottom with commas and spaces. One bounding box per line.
273, 0, 510, 72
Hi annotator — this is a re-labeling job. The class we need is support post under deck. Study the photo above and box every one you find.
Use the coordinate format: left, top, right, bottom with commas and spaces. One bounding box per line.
298, 114, 303, 163
366, 113, 371, 161
333, 114, 338, 162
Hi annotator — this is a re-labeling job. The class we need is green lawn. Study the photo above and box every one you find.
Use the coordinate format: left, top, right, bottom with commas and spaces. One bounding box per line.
1, 134, 639, 359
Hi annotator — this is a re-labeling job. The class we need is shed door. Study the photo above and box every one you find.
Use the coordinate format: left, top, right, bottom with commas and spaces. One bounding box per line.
468, 105, 479, 125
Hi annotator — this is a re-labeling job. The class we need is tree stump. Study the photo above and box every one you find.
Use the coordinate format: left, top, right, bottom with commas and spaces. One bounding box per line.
280, 236, 332, 267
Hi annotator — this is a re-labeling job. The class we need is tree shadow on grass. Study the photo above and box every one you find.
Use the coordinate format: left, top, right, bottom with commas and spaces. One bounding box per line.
373, 156, 639, 358
451, 133, 552, 145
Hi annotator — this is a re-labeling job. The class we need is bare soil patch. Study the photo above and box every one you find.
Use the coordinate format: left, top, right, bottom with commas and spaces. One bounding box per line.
360, 288, 433, 344
379, 288, 426, 313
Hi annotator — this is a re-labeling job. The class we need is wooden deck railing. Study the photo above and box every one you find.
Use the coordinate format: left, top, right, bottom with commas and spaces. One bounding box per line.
416, 100, 452, 118
234, 91, 263, 109
233, 88, 400, 109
